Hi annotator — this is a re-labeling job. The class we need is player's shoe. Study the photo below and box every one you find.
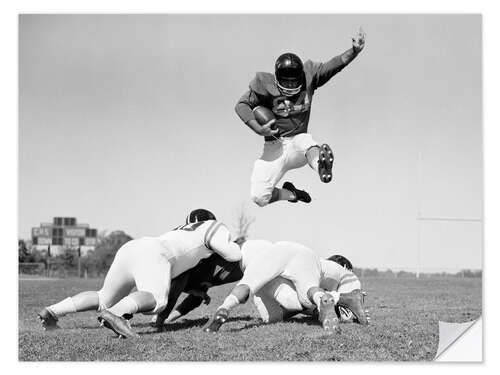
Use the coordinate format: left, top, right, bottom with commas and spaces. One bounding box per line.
318, 293, 341, 334
38, 307, 59, 331
203, 308, 229, 333
282, 181, 312, 203
317, 144, 334, 183
337, 289, 369, 325
97, 310, 140, 338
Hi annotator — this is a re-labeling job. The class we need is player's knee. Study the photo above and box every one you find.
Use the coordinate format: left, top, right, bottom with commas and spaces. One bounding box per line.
250, 191, 271, 207
295, 133, 318, 152
232, 284, 251, 303
148, 298, 168, 315
250, 184, 273, 207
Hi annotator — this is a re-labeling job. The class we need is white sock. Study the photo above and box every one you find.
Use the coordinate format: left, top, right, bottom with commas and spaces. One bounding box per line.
48, 297, 77, 318
220, 294, 240, 311
108, 296, 139, 317
308, 155, 320, 172
306, 147, 320, 172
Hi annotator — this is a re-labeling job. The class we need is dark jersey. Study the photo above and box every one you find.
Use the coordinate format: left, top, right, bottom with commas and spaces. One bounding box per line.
184, 253, 243, 290
235, 52, 354, 141
157, 253, 243, 321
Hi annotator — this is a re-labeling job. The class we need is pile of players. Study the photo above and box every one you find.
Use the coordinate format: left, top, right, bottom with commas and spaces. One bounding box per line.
39, 209, 368, 338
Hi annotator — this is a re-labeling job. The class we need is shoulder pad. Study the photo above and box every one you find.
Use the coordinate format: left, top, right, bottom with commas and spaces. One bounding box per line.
302, 60, 319, 84
204, 221, 226, 250
249, 72, 281, 97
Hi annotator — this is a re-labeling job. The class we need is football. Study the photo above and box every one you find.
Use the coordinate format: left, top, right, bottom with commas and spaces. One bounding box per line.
253, 106, 275, 125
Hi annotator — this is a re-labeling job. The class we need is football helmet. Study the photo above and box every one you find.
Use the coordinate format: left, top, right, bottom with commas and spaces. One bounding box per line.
274, 52, 304, 97
186, 208, 216, 224
327, 254, 353, 271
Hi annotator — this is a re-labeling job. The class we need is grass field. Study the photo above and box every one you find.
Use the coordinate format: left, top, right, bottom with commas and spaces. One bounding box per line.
18, 276, 481, 361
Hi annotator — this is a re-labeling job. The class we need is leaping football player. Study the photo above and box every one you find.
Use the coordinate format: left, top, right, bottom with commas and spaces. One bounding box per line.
37, 209, 242, 338
203, 240, 368, 334
236, 28, 365, 206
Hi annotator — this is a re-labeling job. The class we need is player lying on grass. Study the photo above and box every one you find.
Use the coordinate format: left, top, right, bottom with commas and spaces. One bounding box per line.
203, 240, 368, 334
252, 254, 369, 326
38, 209, 241, 338
235, 27, 365, 207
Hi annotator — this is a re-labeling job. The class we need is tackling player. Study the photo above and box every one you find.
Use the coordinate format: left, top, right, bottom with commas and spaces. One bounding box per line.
37, 209, 241, 338
203, 240, 368, 334
236, 28, 366, 206
252, 254, 368, 326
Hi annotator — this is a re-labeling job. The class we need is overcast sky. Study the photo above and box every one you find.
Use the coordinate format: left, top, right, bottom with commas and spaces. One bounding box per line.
18, 14, 482, 271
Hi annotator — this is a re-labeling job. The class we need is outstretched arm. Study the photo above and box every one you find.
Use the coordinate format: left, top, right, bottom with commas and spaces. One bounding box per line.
312, 27, 366, 89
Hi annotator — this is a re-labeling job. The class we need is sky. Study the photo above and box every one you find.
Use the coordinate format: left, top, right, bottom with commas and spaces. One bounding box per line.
18, 14, 482, 271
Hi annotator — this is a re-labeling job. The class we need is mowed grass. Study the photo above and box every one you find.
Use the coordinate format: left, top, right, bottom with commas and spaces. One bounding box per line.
19, 277, 481, 361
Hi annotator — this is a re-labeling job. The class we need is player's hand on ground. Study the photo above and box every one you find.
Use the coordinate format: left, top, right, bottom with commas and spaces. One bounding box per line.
258, 120, 278, 137
352, 27, 366, 54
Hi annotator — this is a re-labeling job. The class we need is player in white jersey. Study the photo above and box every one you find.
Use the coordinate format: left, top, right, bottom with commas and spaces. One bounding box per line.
204, 240, 364, 333
38, 209, 241, 338
252, 255, 368, 326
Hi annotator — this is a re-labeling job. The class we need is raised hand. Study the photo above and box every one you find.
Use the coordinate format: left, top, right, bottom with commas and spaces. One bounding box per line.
352, 27, 366, 54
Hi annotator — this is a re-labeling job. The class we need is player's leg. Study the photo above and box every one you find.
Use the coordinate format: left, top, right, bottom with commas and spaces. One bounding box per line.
250, 140, 309, 205
294, 133, 334, 183
204, 241, 287, 332
253, 277, 304, 324
279, 243, 340, 332
253, 293, 286, 324
38, 243, 134, 330
98, 239, 172, 338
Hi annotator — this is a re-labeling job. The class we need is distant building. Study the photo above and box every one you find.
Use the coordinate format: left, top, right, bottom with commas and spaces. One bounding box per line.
32, 217, 98, 256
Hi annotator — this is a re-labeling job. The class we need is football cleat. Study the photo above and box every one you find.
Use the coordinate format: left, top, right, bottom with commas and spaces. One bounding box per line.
203, 308, 229, 333
317, 144, 334, 183
337, 289, 369, 325
318, 293, 341, 334
97, 310, 140, 338
38, 307, 59, 331
282, 181, 312, 203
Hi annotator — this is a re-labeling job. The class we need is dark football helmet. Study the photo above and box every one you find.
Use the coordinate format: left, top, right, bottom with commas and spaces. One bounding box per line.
186, 209, 216, 224
327, 254, 353, 271
274, 52, 304, 97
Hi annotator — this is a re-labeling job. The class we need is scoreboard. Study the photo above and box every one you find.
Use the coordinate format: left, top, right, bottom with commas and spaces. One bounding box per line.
32, 216, 98, 256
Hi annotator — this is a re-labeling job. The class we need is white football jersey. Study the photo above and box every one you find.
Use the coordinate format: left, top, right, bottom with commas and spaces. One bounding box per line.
319, 258, 360, 293
155, 220, 240, 278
